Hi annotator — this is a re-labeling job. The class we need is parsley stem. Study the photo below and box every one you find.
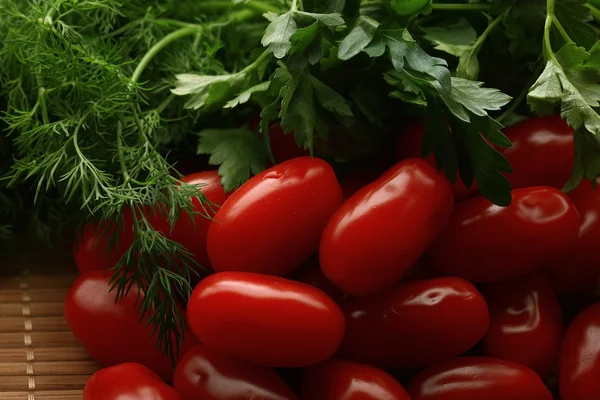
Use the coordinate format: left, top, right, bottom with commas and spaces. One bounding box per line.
585, 4, 600, 23
552, 16, 573, 44
430, 3, 490, 11
542, 0, 557, 63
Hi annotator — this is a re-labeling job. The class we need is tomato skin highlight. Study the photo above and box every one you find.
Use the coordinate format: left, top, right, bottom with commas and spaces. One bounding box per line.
338, 277, 489, 369
559, 303, 600, 400
174, 343, 297, 400
546, 179, 600, 294
320, 158, 454, 297
300, 359, 410, 400
84, 363, 181, 400
481, 272, 562, 378
407, 357, 553, 400
187, 271, 346, 368
65, 271, 196, 383
426, 186, 580, 283
207, 157, 344, 277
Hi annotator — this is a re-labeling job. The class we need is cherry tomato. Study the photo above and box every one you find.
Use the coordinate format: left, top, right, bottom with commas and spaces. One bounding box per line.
481, 272, 563, 377
426, 186, 580, 282
338, 277, 489, 369
64, 271, 197, 383
174, 343, 297, 400
301, 359, 410, 400
187, 272, 345, 368
84, 363, 181, 400
208, 157, 344, 276
392, 0, 431, 15
320, 158, 453, 297
500, 115, 573, 191
559, 303, 600, 400
299, 265, 347, 305
407, 357, 553, 400
74, 210, 135, 274
546, 179, 600, 294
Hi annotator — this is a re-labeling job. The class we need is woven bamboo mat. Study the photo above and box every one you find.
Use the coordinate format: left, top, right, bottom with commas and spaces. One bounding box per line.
0, 250, 99, 400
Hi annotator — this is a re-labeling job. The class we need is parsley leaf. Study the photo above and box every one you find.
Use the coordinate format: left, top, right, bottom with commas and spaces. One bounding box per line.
338, 15, 380, 60
262, 11, 298, 58
197, 127, 268, 192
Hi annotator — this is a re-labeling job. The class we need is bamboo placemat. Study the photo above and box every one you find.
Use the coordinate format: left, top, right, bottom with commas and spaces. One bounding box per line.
0, 250, 99, 400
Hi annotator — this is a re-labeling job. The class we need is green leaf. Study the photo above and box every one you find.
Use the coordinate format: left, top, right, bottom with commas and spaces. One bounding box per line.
528, 61, 563, 113
423, 94, 457, 181
224, 81, 271, 108
447, 77, 512, 118
262, 11, 298, 58
171, 73, 243, 110
422, 19, 477, 57
456, 48, 480, 81
310, 75, 353, 116
363, 35, 386, 57
289, 22, 320, 55
338, 16, 380, 60
555, 0, 596, 50
280, 70, 319, 151
197, 127, 268, 192
296, 11, 345, 26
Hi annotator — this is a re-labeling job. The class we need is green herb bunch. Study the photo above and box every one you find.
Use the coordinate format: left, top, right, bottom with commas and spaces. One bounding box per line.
2, 0, 600, 363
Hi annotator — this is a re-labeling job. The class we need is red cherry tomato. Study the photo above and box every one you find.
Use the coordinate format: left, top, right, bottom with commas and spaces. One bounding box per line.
74, 210, 135, 274
65, 271, 197, 383
207, 157, 344, 276
84, 363, 181, 400
187, 272, 345, 368
426, 186, 580, 282
559, 303, 600, 400
546, 179, 600, 294
299, 266, 347, 305
501, 115, 573, 191
301, 359, 410, 400
407, 357, 553, 400
481, 272, 563, 377
338, 277, 489, 369
320, 159, 453, 297
174, 343, 297, 400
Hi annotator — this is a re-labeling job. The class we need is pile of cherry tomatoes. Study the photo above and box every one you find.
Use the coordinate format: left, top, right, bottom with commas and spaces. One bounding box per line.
70, 115, 600, 400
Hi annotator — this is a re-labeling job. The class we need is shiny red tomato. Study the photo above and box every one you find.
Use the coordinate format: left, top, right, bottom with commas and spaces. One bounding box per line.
338, 277, 489, 369
74, 210, 135, 274
559, 303, 600, 400
320, 158, 453, 297
301, 359, 410, 400
407, 357, 553, 400
481, 272, 562, 378
84, 363, 181, 400
174, 343, 297, 400
299, 265, 347, 305
426, 186, 580, 282
64, 271, 197, 383
207, 157, 344, 276
187, 272, 345, 368
546, 179, 600, 294
501, 115, 573, 190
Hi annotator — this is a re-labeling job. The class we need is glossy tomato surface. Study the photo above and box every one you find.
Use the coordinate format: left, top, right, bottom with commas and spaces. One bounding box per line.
546, 179, 600, 294
65, 271, 196, 383
407, 357, 553, 400
501, 115, 573, 191
559, 303, 600, 400
83, 363, 181, 400
187, 272, 345, 368
301, 359, 410, 400
174, 343, 297, 400
320, 158, 453, 297
481, 272, 562, 377
426, 186, 580, 282
207, 157, 344, 277
338, 277, 489, 369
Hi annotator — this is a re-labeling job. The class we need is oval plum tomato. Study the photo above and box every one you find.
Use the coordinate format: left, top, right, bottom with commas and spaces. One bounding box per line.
301, 359, 410, 400
546, 179, 600, 294
64, 271, 197, 383
320, 158, 453, 297
207, 157, 344, 276
500, 115, 573, 191
299, 266, 347, 305
426, 186, 580, 282
338, 277, 489, 369
393, 120, 477, 201
84, 363, 181, 400
174, 343, 297, 400
74, 210, 135, 274
154, 171, 229, 270
559, 303, 600, 400
481, 272, 562, 377
407, 357, 553, 400
187, 272, 345, 368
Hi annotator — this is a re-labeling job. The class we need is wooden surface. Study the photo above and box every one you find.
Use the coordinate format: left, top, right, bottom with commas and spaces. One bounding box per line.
0, 250, 99, 399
